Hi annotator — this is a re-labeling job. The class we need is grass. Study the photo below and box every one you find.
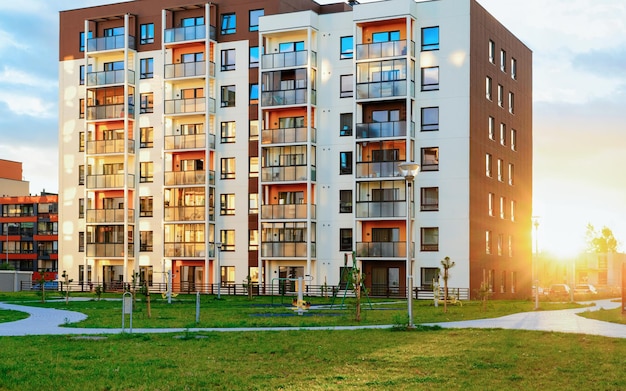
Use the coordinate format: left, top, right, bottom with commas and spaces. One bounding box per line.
579, 306, 626, 325
0, 309, 29, 323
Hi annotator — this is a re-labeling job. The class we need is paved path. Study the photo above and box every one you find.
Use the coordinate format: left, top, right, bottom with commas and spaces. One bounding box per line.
0, 299, 624, 338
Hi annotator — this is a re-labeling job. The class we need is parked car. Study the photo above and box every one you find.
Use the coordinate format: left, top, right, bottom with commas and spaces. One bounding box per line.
574, 284, 598, 295
549, 284, 570, 299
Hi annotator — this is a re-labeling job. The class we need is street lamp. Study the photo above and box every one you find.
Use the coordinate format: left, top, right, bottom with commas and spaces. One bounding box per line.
532, 217, 540, 310
216, 242, 223, 299
398, 161, 420, 328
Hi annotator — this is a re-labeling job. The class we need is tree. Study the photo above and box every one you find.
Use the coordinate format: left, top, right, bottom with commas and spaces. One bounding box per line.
440, 256, 455, 314
585, 224, 618, 253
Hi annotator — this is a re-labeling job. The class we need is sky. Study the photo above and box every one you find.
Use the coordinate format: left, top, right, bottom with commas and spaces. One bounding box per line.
0, 0, 624, 257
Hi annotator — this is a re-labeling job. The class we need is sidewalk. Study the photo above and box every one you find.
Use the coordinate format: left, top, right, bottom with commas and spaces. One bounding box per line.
1, 299, 624, 338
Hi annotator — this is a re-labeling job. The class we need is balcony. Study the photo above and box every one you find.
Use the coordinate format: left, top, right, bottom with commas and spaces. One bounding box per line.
356, 121, 413, 139
260, 89, 315, 107
86, 208, 135, 223
87, 69, 135, 86
260, 204, 315, 220
261, 166, 310, 182
261, 127, 314, 145
355, 200, 412, 218
164, 206, 205, 222
164, 61, 215, 79
86, 104, 135, 120
164, 243, 206, 258
86, 243, 134, 258
164, 170, 206, 186
86, 139, 135, 155
164, 25, 215, 44
87, 35, 136, 52
164, 98, 215, 115
356, 80, 407, 100
356, 241, 410, 258
356, 161, 403, 179
86, 174, 135, 189
356, 40, 413, 60
261, 50, 317, 69
164, 134, 206, 150
261, 242, 315, 258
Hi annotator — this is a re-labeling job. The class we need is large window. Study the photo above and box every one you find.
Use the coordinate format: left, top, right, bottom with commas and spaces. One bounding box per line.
221, 157, 236, 179
250, 84, 259, 105
340, 113, 352, 136
249, 46, 259, 68
221, 13, 236, 35
140, 58, 153, 79
372, 30, 400, 42
140, 231, 153, 252
421, 227, 439, 251
140, 162, 153, 183
220, 230, 235, 251
249, 9, 263, 32
140, 93, 153, 114
420, 187, 439, 211
339, 151, 352, 175
140, 196, 153, 217
340, 74, 353, 98
221, 121, 236, 143
421, 67, 439, 91
340, 229, 353, 251
420, 147, 439, 171
421, 107, 439, 131
340, 190, 352, 213
486, 76, 492, 100
79, 31, 92, 52
140, 23, 154, 44
221, 49, 236, 71
421, 26, 439, 51
340, 36, 353, 59
220, 194, 236, 216
140, 127, 153, 148
221, 85, 236, 107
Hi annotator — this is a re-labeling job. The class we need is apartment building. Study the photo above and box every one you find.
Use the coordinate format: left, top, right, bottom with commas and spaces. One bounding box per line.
58, 0, 532, 298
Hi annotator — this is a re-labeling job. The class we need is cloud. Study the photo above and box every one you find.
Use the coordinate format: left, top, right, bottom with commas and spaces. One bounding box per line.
0, 66, 57, 89
0, 29, 27, 52
0, 92, 55, 119
572, 48, 626, 77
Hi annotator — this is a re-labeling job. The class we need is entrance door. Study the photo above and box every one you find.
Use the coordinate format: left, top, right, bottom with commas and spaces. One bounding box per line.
181, 266, 202, 292
278, 266, 304, 293
371, 267, 400, 296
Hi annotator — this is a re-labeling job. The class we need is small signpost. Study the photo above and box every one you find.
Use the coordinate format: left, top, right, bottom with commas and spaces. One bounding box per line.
122, 291, 133, 333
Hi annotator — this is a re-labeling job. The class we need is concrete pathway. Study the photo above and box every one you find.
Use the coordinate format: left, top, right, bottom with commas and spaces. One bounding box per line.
0, 299, 624, 338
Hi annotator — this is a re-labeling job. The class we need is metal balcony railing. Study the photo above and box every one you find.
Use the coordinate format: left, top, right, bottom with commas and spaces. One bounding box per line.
355, 161, 403, 179
355, 200, 412, 218
164, 25, 215, 43
86, 208, 135, 223
86, 174, 135, 189
164, 98, 215, 114
86, 104, 135, 120
260, 242, 315, 258
164, 170, 206, 186
260, 166, 310, 182
356, 80, 407, 100
261, 127, 315, 144
164, 134, 205, 150
86, 243, 134, 258
87, 69, 135, 86
260, 89, 315, 107
355, 241, 411, 258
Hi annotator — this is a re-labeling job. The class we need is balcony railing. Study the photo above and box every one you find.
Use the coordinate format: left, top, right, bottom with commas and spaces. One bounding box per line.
86, 139, 135, 155
356, 40, 413, 60
86, 104, 135, 120
261, 242, 315, 258
86, 174, 135, 189
164, 25, 215, 43
164, 134, 205, 150
164, 206, 205, 222
356, 161, 403, 179
261, 127, 315, 144
164, 61, 215, 79
260, 89, 315, 107
164, 170, 206, 186
164, 243, 206, 258
86, 69, 135, 86
261, 166, 310, 182
87, 35, 136, 52
356, 80, 407, 100
355, 200, 412, 218
261, 50, 317, 69
86, 243, 134, 258
355, 121, 413, 139
86, 208, 135, 223
164, 98, 215, 115
356, 241, 410, 258
260, 204, 315, 220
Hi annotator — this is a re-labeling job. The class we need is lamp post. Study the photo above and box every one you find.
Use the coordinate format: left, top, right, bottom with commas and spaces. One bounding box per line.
532, 217, 540, 310
216, 242, 222, 299
398, 161, 420, 328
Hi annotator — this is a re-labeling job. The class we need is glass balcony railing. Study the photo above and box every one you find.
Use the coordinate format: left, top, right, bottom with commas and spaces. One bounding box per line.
164, 243, 206, 258
356, 40, 413, 60
86, 139, 135, 155
261, 50, 317, 69
356, 80, 407, 100
164, 98, 215, 114
355, 121, 413, 139
86, 104, 135, 120
86, 208, 134, 223
164, 170, 206, 186
86, 243, 134, 258
164, 206, 205, 222
260, 204, 315, 220
164, 25, 215, 43
355, 200, 412, 218
261, 127, 314, 144
355, 241, 412, 258
87, 69, 135, 86
87, 35, 136, 52
260, 90, 315, 106
164, 61, 215, 79
86, 174, 135, 189
356, 161, 404, 179
164, 134, 205, 150
261, 166, 310, 182
260, 242, 315, 258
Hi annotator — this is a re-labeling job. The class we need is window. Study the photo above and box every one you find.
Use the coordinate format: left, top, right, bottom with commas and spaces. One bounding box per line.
508, 92, 515, 114
249, 193, 259, 214
421, 107, 439, 131
221, 121, 236, 143
140, 231, 153, 252
78, 198, 85, 219
279, 41, 304, 52
500, 123, 506, 146
221, 49, 236, 71
488, 116, 495, 140
221, 85, 236, 107
221, 13, 236, 35
79, 232, 85, 252
340, 74, 353, 98
221, 266, 235, 284
488, 40, 495, 63
421, 147, 439, 171
79, 132, 85, 152
508, 163, 514, 186
497, 84, 503, 107
421, 67, 439, 91
421, 227, 439, 251
486, 76, 492, 100
497, 159, 503, 181
500, 271, 506, 293
140, 127, 153, 148
510, 200, 516, 222
339, 152, 352, 175
500, 49, 506, 72
221, 157, 236, 179
372, 30, 400, 43
140, 162, 154, 183
249, 46, 259, 68
182, 16, 204, 27
140, 58, 154, 79
220, 194, 236, 216
78, 165, 85, 185
421, 268, 440, 288
500, 196, 506, 219
511, 271, 517, 293
140, 196, 153, 217
485, 153, 492, 177
421, 26, 439, 51
79, 31, 92, 52
497, 234, 504, 256
104, 27, 124, 37
421, 187, 439, 211
249, 157, 259, 178
140, 23, 154, 44
79, 98, 85, 119
249, 9, 263, 32
340, 190, 352, 213
485, 230, 492, 254
511, 58, 517, 80
250, 84, 259, 104
79, 64, 92, 85
249, 229, 259, 251
488, 193, 494, 216
508, 235, 514, 257
340, 113, 352, 136
340, 36, 353, 59
140, 93, 153, 114
249, 120, 259, 141
220, 230, 235, 251
510, 129, 517, 151
340, 228, 352, 251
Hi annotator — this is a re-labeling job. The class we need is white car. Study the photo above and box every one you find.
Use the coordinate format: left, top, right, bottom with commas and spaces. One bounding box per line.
574, 284, 598, 295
